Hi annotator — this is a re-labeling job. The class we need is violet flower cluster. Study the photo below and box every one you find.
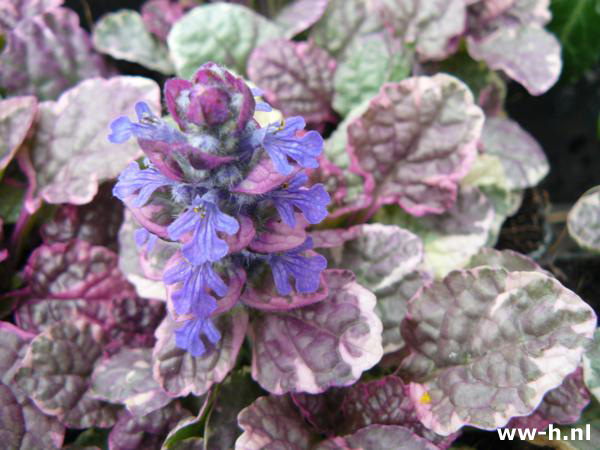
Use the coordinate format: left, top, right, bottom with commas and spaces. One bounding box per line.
109, 62, 330, 356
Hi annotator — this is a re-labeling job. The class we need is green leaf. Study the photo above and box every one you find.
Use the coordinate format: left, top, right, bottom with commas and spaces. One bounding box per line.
92, 10, 174, 75
0, 182, 24, 224
549, 0, 600, 82
167, 4, 282, 78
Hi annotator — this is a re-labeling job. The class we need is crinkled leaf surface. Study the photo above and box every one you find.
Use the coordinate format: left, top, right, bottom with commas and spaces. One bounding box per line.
467, 24, 561, 95
0, 96, 36, 172
274, 0, 330, 38
167, 3, 282, 77
25, 240, 130, 300
109, 403, 188, 450
251, 271, 382, 394
466, 247, 547, 274
152, 308, 248, 397
340, 375, 455, 447
508, 367, 590, 430
0, 0, 63, 30
0, 322, 65, 450
347, 75, 484, 216
319, 223, 423, 292
568, 186, 600, 253
204, 371, 263, 450
93, 10, 174, 74
375, 186, 494, 278
30, 76, 160, 205
584, 329, 600, 402
248, 39, 336, 124
14, 319, 120, 428
0, 7, 108, 100
319, 100, 373, 219
377, 0, 466, 60
480, 117, 549, 189
40, 184, 124, 251
315, 424, 440, 450
90, 348, 171, 417
400, 267, 597, 435
548, 0, 600, 81
236, 395, 316, 449
141, 0, 188, 41
333, 33, 409, 117
310, 0, 382, 56
375, 270, 431, 354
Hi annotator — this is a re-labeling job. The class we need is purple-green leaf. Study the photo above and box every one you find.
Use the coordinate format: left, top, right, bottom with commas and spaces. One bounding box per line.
250, 271, 382, 394
480, 117, 549, 189
315, 424, 440, 450
0, 96, 37, 172
90, 348, 171, 417
14, 319, 120, 428
377, 0, 466, 61
92, 10, 174, 74
25, 240, 130, 300
167, 3, 282, 78
466, 1, 561, 95
0, 7, 108, 100
347, 75, 484, 216
316, 223, 423, 292
236, 395, 316, 449
401, 267, 596, 435
274, 0, 330, 38
152, 308, 248, 397
108, 403, 188, 450
0, 0, 63, 30
248, 39, 336, 124
40, 184, 124, 251
0, 322, 65, 450
29, 76, 160, 205
507, 367, 590, 431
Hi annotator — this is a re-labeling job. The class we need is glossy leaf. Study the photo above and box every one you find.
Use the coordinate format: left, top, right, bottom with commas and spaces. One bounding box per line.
30, 76, 160, 205
401, 267, 596, 435
93, 10, 174, 74
248, 39, 336, 124
315, 424, 440, 450
167, 3, 282, 77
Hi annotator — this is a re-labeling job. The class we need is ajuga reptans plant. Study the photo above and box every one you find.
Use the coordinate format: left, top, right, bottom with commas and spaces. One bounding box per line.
109, 62, 330, 356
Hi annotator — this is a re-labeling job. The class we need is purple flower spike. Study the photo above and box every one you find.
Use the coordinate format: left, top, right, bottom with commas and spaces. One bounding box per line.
108, 101, 186, 144
167, 193, 239, 265
258, 116, 323, 175
113, 162, 174, 207
163, 258, 227, 315
268, 237, 327, 296
268, 173, 330, 227
174, 315, 221, 357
